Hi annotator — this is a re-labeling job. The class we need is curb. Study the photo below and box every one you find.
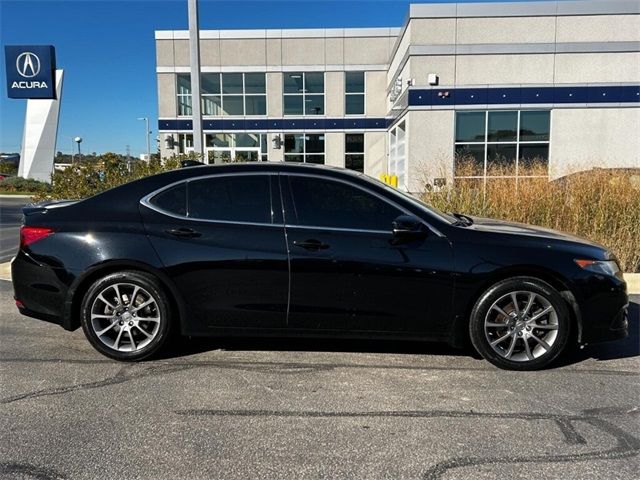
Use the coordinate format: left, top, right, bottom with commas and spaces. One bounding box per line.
0, 261, 11, 281
0, 261, 637, 293
625, 273, 640, 295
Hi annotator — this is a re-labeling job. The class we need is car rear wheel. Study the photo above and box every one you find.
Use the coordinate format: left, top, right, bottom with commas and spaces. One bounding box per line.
80, 271, 172, 361
469, 277, 571, 370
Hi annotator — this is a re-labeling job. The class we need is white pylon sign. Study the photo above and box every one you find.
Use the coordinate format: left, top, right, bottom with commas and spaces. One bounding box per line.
18, 69, 64, 182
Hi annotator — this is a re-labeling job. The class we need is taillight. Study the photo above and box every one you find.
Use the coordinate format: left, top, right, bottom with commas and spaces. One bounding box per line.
20, 226, 54, 248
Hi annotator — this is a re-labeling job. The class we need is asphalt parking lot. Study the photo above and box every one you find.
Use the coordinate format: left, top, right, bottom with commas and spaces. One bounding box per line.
0, 196, 26, 263
1, 278, 638, 480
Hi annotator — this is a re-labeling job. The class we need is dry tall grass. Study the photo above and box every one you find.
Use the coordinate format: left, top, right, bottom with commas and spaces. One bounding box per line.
422, 160, 640, 272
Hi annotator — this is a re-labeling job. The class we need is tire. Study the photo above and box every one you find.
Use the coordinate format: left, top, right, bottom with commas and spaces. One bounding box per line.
469, 276, 571, 371
80, 270, 173, 361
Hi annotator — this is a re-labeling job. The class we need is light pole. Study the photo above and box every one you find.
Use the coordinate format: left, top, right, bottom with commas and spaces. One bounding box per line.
74, 136, 82, 163
137, 117, 151, 161
188, 0, 204, 161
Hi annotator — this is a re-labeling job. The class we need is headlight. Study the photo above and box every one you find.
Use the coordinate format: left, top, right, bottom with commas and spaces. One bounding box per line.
574, 259, 622, 278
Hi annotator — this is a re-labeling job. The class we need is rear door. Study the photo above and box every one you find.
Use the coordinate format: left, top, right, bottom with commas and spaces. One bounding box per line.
140, 173, 288, 332
281, 173, 455, 336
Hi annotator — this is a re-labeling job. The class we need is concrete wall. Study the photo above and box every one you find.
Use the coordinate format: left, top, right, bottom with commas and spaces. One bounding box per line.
406, 110, 455, 192
554, 53, 640, 83
365, 132, 388, 179
266, 72, 283, 117
549, 108, 640, 179
325, 133, 344, 167
386, 9, 640, 89
556, 14, 640, 42
157, 74, 176, 118
157, 29, 396, 69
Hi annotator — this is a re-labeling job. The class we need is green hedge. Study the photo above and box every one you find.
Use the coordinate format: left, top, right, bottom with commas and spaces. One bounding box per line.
36, 152, 201, 201
0, 176, 52, 194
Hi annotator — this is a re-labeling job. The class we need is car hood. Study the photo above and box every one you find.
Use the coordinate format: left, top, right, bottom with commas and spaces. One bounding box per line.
466, 216, 604, 248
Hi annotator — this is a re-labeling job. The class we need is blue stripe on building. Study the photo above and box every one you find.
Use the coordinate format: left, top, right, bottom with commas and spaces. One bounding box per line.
408, 85, 640, 107
159, 85, 640, 131
158, 117, 388, 131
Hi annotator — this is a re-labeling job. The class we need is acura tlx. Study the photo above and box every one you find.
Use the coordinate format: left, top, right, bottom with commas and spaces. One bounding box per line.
12, 163, 628, 370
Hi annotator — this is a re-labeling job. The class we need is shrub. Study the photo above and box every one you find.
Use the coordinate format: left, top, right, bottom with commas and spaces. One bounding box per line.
0, 162, 18, 175
38, 153, 195, 201
423, 159, 640, 272
0, 176, 52, 194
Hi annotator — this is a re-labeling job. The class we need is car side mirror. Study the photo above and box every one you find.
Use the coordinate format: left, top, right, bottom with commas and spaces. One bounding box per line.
391, 215, 428, 244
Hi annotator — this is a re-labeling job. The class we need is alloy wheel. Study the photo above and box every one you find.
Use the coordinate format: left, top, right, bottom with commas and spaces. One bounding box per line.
90, 283, 161, 352
484, 290, 559, 362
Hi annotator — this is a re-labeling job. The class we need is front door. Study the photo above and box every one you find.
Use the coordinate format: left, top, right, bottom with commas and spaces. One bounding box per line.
280, 174, 455, 336
140, 173, 288, 333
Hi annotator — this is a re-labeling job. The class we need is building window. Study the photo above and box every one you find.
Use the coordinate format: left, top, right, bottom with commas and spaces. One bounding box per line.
345, 72, 365, 115
178, 133, 193, 153
177, 74, 193, 116
454, 110, 550, 182
345, 133, 364, 172
283, 72, 324, 116
205, 133, 268, 163
177, 73, 266, 117
284, 134, 325, 163
389, 121, 407, 189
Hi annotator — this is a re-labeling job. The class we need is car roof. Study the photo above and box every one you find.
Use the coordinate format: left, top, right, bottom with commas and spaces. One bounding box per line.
180, 161, 354, 173
175, 161, 374, 182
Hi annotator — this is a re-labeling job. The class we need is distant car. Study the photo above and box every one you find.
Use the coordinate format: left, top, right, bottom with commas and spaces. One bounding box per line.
180, 159, 205, 168
12, 163, 628, 370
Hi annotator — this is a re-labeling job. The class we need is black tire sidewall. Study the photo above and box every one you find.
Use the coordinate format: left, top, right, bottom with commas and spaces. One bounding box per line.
469, 277, 571, 371
80, 271, 172, 361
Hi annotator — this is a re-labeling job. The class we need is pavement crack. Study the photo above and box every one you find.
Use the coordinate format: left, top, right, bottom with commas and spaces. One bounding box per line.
0, 363, 198, 405
173, 407, 640, 478
0, 462, 66, 480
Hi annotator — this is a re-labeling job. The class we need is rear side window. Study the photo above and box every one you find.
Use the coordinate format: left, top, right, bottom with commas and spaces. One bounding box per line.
188, 175, 271, 223
149, 183, 187, 216
286, 176, 402, 231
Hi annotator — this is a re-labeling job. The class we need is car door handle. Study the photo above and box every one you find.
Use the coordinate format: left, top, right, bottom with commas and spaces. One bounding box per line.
165, 227, 202, 238
293, 239, 330, 250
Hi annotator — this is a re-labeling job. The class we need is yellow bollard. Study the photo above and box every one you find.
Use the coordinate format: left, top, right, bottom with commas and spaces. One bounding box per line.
390, 175, 398, 187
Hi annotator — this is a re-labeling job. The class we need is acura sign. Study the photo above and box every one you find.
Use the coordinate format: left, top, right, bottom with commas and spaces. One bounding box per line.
5, 45, 56, 99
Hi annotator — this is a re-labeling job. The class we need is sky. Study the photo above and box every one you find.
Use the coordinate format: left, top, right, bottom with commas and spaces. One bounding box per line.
1, 0, 566, 157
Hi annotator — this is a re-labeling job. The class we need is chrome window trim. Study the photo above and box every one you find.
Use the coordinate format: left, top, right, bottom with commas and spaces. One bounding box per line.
139, 169, 445, 237
284, 224, 390, 235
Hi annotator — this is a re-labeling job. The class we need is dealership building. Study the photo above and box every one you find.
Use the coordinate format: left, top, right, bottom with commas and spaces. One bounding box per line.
155, 0, 639, 192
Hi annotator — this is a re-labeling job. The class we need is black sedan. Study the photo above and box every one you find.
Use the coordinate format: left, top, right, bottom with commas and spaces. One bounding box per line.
12, 163, 628, 370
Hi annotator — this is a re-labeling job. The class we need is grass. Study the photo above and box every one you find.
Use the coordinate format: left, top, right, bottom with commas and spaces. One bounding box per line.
0, 190, 39, 196
422, 160, 640, 273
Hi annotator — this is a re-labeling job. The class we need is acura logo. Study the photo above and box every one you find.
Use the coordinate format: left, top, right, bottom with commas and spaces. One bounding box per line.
16, 52, 41, 78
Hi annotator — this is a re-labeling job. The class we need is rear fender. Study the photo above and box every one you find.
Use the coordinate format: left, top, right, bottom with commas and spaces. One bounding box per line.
62, 260, 187, 333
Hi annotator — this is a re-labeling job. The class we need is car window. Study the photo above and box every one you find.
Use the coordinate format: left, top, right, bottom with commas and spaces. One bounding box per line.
149, 183, 187, 216
287, 175, 402, 231
188, 175, 271, 223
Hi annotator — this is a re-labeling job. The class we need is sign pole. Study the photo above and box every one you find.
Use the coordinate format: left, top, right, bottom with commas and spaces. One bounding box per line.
187, 0, 204, 162
5, 45, 60, 181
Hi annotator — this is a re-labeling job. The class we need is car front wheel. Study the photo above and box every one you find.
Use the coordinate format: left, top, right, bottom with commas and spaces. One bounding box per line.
469, 277, 571, 370
80, 271, 172, 361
